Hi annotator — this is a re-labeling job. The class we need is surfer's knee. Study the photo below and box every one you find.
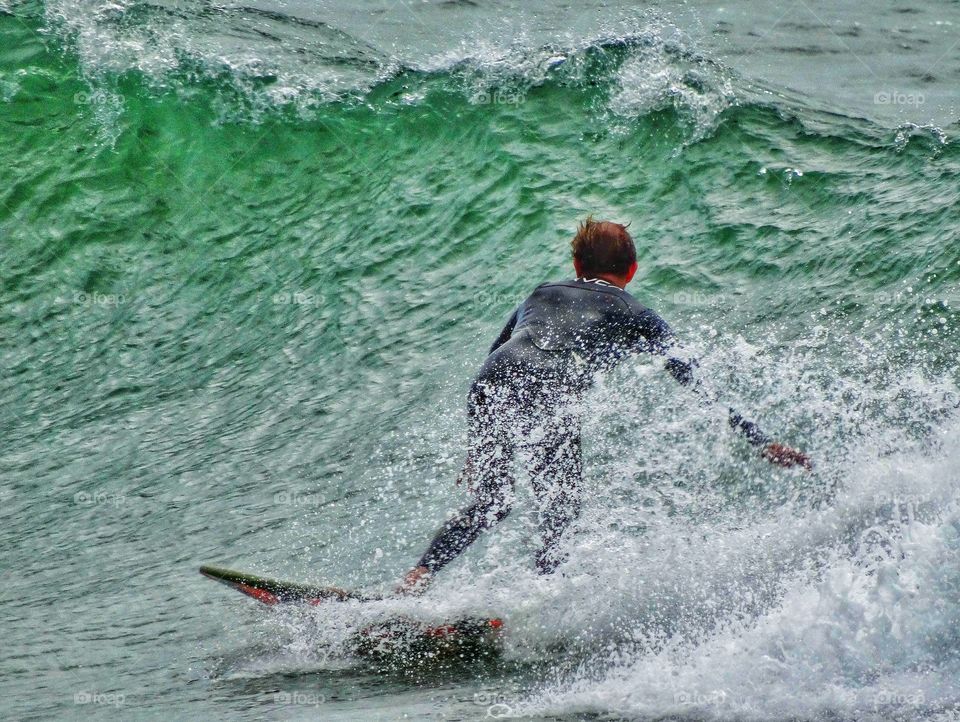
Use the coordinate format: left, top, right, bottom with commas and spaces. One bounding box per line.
535, 546, 567, 575
471, 494, 511, 528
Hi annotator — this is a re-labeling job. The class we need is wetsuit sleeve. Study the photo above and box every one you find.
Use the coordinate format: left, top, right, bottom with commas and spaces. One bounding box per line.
488, 306, 519, 354
630, 308, 698, 387
728, 409, 771, 446
631, 307, 771, 447
631, 307, 676, 355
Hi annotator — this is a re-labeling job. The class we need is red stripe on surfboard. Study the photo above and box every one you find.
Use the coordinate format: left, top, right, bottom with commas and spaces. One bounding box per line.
426, 624, 458, 637
425, 619, 503, 637
234, 582, 280, 605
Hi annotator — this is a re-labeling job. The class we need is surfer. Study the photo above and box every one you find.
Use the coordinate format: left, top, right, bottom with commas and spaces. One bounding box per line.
399, 217, 811, 594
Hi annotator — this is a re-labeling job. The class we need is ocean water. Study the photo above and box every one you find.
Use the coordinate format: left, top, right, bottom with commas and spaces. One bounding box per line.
3, 0, 960, 719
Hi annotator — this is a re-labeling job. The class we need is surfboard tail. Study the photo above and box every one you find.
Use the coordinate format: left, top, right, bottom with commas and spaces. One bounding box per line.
199, 564, 505, 659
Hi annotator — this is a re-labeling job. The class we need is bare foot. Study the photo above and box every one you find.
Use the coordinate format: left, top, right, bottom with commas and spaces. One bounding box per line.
396, 565, 431, 596
762, 442, 813, 470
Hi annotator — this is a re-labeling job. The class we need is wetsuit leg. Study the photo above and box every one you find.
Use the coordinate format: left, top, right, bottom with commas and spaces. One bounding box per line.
529, 413, 583, 575
415, 387, 515, 574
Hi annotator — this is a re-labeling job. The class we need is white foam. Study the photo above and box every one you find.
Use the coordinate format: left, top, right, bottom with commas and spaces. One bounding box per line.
45, 0, 735, 132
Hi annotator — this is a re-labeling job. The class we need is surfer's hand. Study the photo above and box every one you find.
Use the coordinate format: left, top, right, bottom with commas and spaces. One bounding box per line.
762, 442, 813, 470
396, 565, 431, 596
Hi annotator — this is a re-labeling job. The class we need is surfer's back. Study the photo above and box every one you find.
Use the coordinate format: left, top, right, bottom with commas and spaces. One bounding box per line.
475, 277, 675, 394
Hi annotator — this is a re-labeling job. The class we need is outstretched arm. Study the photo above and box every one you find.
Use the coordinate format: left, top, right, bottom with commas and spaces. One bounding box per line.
635, 309, 812, 470
488, 306, 520, 354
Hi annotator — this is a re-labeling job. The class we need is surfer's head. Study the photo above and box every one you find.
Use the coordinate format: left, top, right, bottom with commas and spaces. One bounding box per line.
571, 216, 638, 287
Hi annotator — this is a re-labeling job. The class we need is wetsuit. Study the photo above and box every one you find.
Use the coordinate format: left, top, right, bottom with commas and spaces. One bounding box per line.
416, 278, 769, 575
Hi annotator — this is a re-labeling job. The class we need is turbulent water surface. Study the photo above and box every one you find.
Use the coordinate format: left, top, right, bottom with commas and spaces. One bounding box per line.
3, 0, 960, 719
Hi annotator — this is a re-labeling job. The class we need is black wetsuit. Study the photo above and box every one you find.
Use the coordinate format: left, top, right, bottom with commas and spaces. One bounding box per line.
416, 278, 769, 575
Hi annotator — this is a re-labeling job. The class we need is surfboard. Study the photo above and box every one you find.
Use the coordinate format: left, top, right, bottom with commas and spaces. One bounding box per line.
199, 564, 504, 659
199, 564, 381, 604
